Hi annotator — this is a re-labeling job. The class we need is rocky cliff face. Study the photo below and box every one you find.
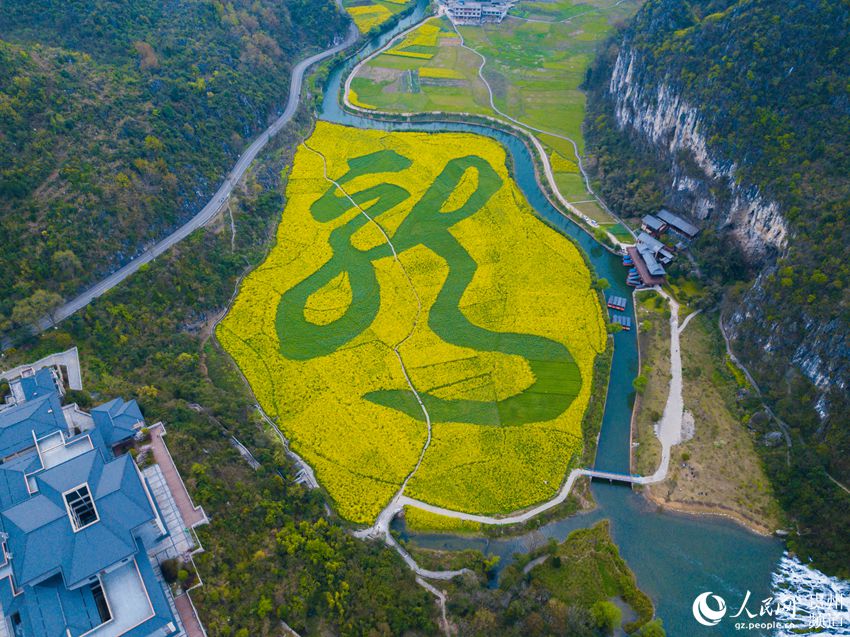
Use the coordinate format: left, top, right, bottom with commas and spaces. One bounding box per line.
609, 46, 789, 261
605, 44, 850, 419
725, 271, 850, 419
588, 0, 850, 578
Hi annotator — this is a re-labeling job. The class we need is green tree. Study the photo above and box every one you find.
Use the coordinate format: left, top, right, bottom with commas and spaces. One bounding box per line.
52, 249, 82, 279
257, 596, 274, 619
636, 618, 666, 637
591, 600, 622, 634
11, 289, 62, 326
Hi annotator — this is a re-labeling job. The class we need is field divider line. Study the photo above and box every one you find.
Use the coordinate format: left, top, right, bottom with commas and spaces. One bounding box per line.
301, 142, 437, 531
445, 15, 635, 242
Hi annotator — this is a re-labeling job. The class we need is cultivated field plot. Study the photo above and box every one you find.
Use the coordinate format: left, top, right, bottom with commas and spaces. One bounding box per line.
349, 0, 641, 217
349, 17, 493, 113
344, 0, 411, 34
218, 122, 606, 523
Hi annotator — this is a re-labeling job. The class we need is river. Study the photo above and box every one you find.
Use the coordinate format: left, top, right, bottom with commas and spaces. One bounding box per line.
318, 5, 788, 635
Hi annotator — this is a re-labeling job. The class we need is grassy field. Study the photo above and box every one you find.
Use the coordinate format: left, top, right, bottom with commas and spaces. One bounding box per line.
344, 0, 413, 34
632, 290, 669, 476
646, 313, 782, 533
350, 17, 493, 114
218, 122, 606, 523
349, 1, 643, 223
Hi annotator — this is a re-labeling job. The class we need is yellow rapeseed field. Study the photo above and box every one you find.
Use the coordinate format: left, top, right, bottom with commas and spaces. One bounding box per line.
550, 151, 579, 174
347, 4, 393, 33
419, 67, 465, 80
404, 506, 482, 534
218, 121, 606, 523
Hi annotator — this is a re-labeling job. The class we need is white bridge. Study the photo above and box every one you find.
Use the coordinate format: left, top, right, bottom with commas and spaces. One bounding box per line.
581, 469, 654, 485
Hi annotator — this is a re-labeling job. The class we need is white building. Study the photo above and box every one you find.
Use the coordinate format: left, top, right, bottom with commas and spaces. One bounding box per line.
445, 0, 514, 24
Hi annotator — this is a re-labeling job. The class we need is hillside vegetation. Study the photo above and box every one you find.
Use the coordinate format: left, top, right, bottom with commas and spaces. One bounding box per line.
584, 0, 850, 575
0, 0, 347, 335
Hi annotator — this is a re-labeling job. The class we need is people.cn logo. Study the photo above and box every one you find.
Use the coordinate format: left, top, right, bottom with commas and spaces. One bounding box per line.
692, 592, 728, 627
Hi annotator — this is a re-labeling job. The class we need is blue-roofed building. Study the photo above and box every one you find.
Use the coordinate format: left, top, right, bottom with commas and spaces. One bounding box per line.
0, 358, 208, 637
90, 400, 145, 455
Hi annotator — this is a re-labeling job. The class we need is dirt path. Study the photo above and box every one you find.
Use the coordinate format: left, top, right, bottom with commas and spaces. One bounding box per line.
445, 16, 634, 244
827, 472, 850, 496
342, 9, 634, 247
415, 576, 453, 637
678, 308, 701, 334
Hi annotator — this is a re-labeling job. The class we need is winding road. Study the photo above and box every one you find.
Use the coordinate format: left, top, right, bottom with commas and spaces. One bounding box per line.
36, 22, 359, 333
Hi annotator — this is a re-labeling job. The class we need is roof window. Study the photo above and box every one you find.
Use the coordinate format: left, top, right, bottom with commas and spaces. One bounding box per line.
64, 484, 99, 531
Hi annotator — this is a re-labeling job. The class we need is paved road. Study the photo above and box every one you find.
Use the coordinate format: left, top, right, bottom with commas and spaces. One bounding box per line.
37, 23, 359, 333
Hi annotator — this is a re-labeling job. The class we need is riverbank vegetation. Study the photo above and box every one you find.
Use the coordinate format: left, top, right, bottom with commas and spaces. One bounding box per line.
0, 121, 438, 635
439, 521, 661, 636
0, 0, 348, 339
218, 121, 607, 523
631, 291, 668, 477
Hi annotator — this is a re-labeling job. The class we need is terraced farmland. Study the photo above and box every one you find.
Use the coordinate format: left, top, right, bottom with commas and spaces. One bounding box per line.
218, 122, 606, 523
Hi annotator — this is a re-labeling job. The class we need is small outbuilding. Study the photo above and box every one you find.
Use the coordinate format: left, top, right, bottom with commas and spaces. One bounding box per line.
641, 214, 667, 236
656, 209, 700, 239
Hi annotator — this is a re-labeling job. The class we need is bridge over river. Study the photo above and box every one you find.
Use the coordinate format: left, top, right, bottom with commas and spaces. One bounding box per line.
582, 469, 654, 485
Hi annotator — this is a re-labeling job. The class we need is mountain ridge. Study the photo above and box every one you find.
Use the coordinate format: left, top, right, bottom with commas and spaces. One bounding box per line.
584, 0, 850, 576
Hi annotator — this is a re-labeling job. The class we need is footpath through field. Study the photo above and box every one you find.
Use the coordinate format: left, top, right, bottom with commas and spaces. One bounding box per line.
355, 286, 688, 529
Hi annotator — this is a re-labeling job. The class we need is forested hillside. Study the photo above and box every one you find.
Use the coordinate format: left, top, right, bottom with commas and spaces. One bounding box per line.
584, 0, 850, 576
0, 0, 347, 335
